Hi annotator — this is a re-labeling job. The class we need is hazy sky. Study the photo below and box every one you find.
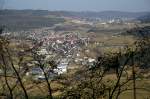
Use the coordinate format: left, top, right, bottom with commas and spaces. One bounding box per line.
3, 0, 150, 12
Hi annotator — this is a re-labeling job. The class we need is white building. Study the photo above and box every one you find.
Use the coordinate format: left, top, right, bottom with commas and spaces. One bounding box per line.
54, 58, 69, 74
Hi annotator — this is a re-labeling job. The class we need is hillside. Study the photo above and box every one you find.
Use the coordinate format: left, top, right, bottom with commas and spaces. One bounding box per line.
0, 10, 65, 31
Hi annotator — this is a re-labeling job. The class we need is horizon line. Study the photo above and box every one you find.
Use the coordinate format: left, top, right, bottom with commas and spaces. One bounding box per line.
1, 8, 150, 13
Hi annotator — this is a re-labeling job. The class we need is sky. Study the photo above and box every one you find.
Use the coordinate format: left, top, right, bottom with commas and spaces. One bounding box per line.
2, 0, 150, 12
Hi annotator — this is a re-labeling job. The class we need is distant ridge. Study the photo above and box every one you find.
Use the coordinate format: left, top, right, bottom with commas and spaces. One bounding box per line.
0, 10, 150, 31
0, 9, 150, 20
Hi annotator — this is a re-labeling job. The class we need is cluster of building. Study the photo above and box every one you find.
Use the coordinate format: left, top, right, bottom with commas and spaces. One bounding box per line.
23, 30, 96, 81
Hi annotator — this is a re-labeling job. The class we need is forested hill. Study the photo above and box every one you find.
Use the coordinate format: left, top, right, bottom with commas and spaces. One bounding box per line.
137, 14, 150, 23
0, 10, 65, 31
